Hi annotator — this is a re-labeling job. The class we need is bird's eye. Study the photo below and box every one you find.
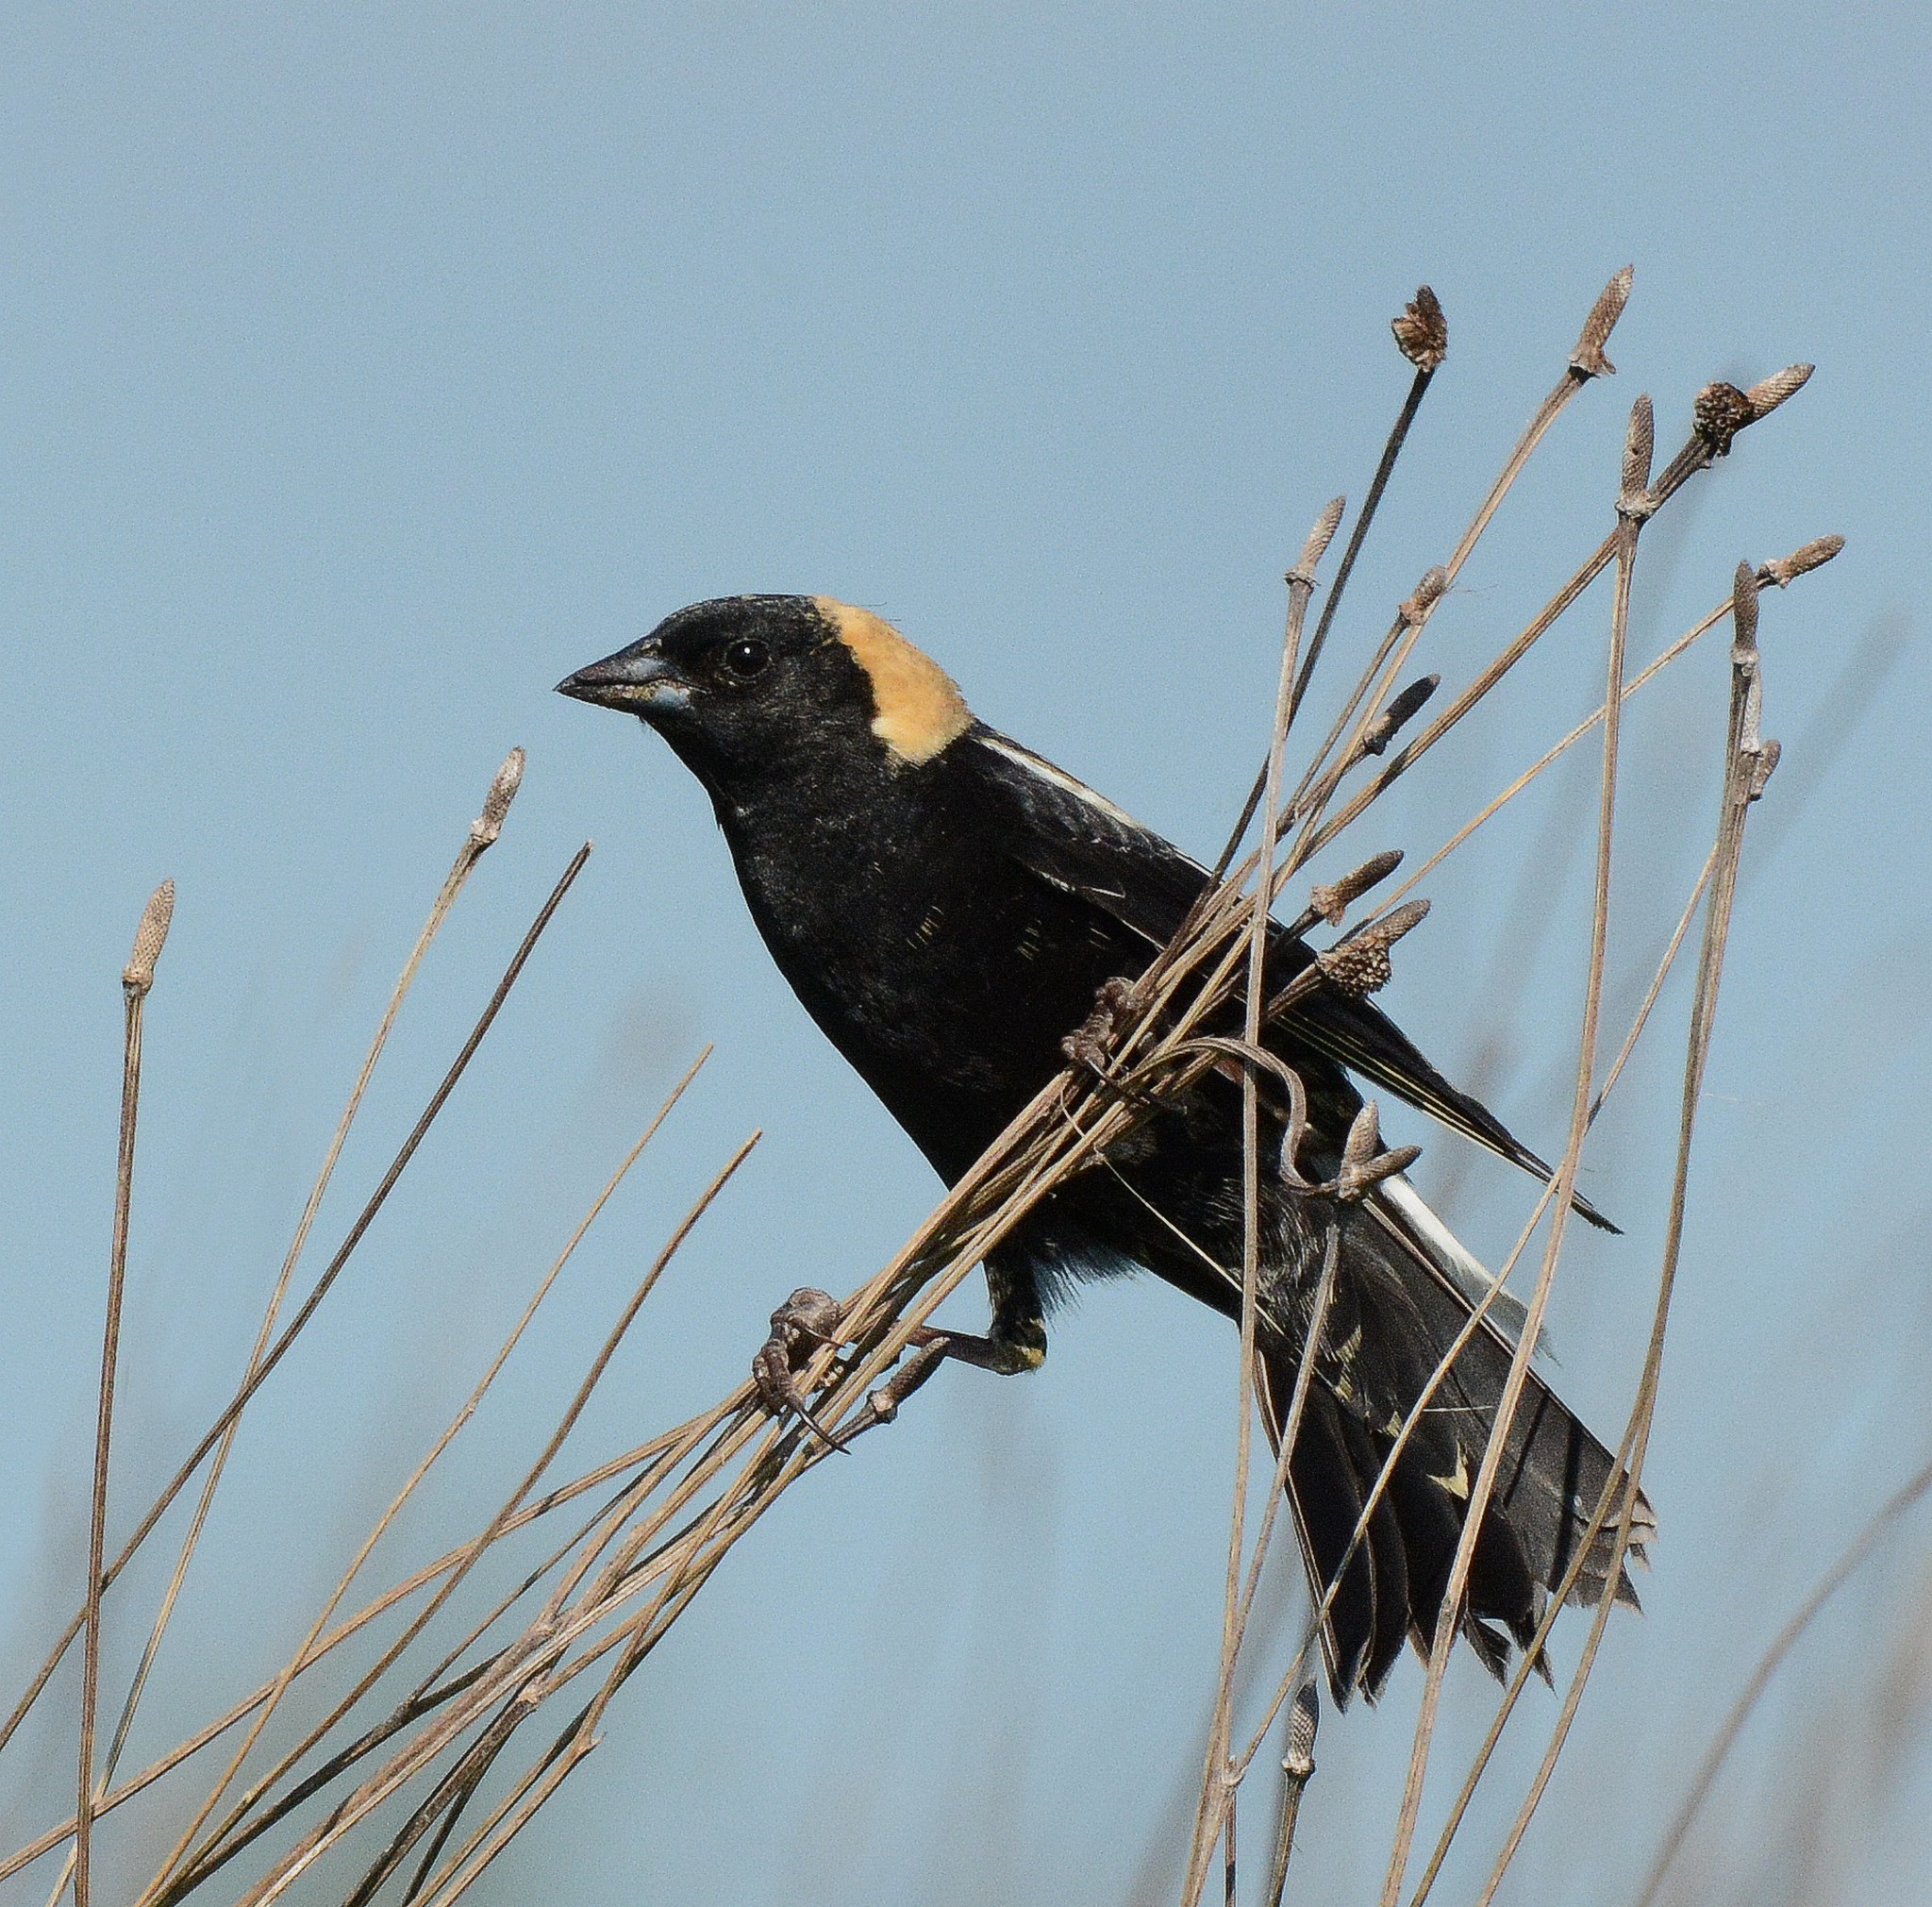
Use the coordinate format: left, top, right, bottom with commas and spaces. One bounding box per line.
722, 637, 771, 680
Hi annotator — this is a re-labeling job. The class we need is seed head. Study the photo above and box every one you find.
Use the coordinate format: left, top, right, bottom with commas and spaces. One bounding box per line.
1391, 286, 1448, 372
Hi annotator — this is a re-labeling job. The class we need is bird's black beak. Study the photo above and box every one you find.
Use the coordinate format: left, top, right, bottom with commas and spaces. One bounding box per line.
556, 640, 692, 714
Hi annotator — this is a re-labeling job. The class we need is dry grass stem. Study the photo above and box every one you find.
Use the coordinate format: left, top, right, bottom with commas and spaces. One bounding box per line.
102, 754, 528, 1810
1379, 536, 1840, 916
138, 1050, 713, 1901
76, 881, 175, 1907
1217, 279, 1441, 878
1191, 496, 1336, 1903
1633, 1449, 1932, 1906
1303, 368, 1809, 865
1400, 840, 1725, 1904
0, 1430, 698, 1889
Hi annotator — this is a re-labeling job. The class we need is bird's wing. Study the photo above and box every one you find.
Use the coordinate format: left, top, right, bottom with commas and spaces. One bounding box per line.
966, 728, 1615, 1230
967, 728, 1212, 943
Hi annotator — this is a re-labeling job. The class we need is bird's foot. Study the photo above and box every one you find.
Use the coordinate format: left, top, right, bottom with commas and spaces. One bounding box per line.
751, 1295, 976, 1450
752, 1287, 858, 1451
1061, 976, 1144, 1083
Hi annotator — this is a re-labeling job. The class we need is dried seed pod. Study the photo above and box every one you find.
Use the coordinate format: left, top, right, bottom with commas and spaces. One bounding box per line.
124, 879, 175, 995
1316, 938, 1391, 999
1621, 393, 1656, 516
1332, 1102, 1421, 1199
1571, 265, 1634, 378
1307, 848, 1404, 928
1339, 1143, 1423, 1201
1762, 535, 1845, 587
1360, 676, 1440, 757
1391, 286, 1448, 372
1731, 559, 1761, 658
1400, 567, 1449, 627
1743, 363, 1813, 419
472, 746, 526, 848
1283, 1683, 1319, 1781
1289, 495, 1348, 586
1315, 898, 1431, 999
1693, 382, 1756, 459
1341, 1101, 1382, 1178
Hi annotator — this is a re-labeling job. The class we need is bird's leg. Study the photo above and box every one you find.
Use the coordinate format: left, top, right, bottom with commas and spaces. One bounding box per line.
825, 1259, 1049, 1440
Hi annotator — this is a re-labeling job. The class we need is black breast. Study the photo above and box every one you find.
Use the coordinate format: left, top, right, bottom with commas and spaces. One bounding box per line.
716, 747, 1145, 1181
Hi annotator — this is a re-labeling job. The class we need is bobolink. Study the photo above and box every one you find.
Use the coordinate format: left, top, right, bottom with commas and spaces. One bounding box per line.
558, 594, 1647, 1701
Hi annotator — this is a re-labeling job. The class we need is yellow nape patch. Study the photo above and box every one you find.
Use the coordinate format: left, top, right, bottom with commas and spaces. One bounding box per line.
813, 597, 972, 765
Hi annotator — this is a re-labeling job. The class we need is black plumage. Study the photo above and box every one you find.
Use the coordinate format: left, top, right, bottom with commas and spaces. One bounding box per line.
558, 593, 1649, 1701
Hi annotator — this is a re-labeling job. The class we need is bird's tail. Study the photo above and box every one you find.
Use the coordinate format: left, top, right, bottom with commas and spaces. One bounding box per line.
1257, 1186, 1652, 1705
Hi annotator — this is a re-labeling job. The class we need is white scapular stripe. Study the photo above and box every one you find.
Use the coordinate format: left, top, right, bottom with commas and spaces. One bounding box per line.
1380, 1174, 1549, 1354
975, 732, 1169, 840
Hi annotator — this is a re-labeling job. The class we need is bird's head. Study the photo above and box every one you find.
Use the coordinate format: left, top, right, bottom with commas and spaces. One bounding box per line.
558, 594, 972, 793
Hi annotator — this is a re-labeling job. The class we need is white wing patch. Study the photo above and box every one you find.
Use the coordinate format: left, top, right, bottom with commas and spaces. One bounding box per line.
974, 731, 1201, 858
1380, 1174, 1549, 1354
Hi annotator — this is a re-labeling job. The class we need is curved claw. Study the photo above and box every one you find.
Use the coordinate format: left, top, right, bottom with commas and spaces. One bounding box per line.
752, 1288, 856, 1453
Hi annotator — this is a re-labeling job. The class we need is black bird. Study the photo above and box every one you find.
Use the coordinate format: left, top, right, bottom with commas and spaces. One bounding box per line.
558, 594, 1649, 1701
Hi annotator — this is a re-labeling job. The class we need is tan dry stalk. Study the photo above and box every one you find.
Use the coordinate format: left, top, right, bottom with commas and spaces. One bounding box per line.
1395, 565, 1781, 1907
1192, 499, 1340, 1902
1463, 562, 1781, 1905
1398, 842, 1725, 1905
13, 835, 586, 1904
75, 881, 174, 1907
1280, 268, 1631, 849
1377, 393, 1652, 1907
11, 760, 535, 1907
1380, 538, 1840, 917
366, 1053, 1257, 1899
100, 756, 527, 1784
1633, 1451, 1932, 1906
1, 760, 537, 1766
1232, 814, 1715, 1817
1214, 282, 1445, 878
149, 1136, 758, 1907
0, 1430, 696, 1889
1305, 368, 1812, 863
1178, 286, 1751, 1903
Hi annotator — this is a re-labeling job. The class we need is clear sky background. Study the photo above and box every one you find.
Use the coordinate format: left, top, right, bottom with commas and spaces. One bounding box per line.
3, 4, 1929, 1902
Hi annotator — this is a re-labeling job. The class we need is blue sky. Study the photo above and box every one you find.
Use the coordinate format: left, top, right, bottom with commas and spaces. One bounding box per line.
3, 5, 1929, 1901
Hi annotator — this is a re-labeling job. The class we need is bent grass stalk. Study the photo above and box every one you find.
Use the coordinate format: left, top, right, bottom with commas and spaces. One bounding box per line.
1193, 495, 1338, 1899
